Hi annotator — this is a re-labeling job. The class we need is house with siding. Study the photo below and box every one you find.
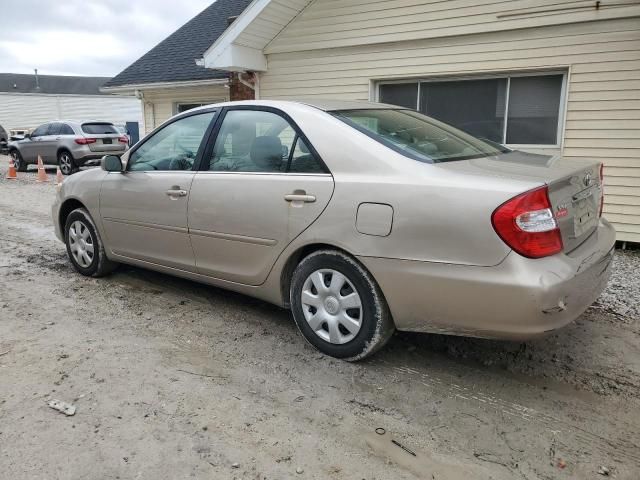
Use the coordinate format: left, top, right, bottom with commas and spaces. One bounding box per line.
105, 0, 640, 242
197, 0, 640, 243
101, 0, 253, 134
0, 73, 143, 135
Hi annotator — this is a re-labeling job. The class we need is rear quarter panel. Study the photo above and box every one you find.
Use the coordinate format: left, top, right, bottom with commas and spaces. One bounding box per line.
283, 105, 538, 267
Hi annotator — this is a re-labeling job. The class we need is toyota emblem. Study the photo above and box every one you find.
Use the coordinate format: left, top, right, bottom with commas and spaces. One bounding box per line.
583, 173, 593, 187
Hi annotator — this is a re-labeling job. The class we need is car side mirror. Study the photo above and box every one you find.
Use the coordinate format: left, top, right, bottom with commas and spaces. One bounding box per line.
24, 133, 31, 139
101, 155, 123, 172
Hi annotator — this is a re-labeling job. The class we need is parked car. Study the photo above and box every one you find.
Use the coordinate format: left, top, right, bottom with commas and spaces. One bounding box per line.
115, 125, 131, 146
52, 100, 615, 360
0, 124, 8, 154
8, 120, 128, 175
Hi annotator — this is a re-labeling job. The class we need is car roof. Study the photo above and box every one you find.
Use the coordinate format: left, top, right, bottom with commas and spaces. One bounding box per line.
185, 99, 400, 115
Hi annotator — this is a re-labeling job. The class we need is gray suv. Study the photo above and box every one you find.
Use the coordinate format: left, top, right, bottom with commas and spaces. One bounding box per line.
8, 121, 128, 175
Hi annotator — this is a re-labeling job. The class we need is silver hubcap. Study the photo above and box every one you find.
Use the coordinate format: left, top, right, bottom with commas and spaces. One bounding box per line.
11, 152, 20, 167
68, 221, 95, 268
60, 154, 72, 174
301, 269, 363, 344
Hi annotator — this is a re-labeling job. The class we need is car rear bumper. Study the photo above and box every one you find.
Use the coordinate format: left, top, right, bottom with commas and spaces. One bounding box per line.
359, 218, 616, 339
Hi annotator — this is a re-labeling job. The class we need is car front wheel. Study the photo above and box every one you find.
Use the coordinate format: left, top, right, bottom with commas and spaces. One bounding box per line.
290, 249, 395, 361
58, 150, 76, 175
64, 208, 117, 277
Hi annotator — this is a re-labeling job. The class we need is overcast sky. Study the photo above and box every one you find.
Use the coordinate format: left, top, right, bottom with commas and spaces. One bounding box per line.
0, 0, 213, 78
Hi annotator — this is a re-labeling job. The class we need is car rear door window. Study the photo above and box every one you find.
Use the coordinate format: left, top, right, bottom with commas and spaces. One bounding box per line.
128, 112, 216, 172
59, 124, 75, 135
288, 138, 325, 174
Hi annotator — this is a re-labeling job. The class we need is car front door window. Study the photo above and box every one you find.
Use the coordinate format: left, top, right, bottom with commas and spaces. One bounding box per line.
128, 112, 216, 172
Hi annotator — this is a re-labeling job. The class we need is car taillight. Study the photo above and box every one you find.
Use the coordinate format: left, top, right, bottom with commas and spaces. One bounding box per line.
599, 163, 605, 217
75, 137, 97, 145
491, 185, 563, 259
118, 136, 128, 144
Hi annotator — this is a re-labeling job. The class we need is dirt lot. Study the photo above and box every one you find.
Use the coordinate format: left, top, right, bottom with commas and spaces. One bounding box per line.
1, 157, 639, 479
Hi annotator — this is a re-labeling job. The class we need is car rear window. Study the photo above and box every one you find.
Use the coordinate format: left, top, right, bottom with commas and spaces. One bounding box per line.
331, 109, 510, 163
81, 123, 118, 135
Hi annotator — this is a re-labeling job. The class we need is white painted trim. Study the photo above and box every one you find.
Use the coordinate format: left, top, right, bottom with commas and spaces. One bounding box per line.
199, 0, 272, 72
100, 78, 229, 94
202, 44, 268, 72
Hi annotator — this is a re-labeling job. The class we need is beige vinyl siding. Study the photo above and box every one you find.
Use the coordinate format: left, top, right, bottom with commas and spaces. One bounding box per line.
260, 16, 640, 242
266, 0, 640, 53
141, 84, 229, 134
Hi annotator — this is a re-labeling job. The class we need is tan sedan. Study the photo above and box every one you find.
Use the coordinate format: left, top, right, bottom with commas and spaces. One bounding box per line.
52, 100, 615, 360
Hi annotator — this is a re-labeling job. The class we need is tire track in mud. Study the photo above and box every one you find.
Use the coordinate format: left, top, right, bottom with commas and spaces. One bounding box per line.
390, 365, 640, 467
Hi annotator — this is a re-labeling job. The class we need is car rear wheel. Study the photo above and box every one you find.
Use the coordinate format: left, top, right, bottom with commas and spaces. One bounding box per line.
10, 150, 27, 172
58, 150, 76, 175
290, 249, 395, 361
64, 208, 117, 277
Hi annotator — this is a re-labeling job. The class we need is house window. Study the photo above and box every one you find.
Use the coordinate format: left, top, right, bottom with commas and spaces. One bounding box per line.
176, 102, 216, 114
378, 73, 565, 146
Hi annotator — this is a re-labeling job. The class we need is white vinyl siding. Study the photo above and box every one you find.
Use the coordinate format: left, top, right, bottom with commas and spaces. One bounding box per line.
0, 93, 142, 131
259, 15, 640, 242
140, 85, 229, 134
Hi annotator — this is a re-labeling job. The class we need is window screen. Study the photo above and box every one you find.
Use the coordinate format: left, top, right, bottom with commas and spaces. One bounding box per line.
379, 83, 418, 109
379, 73, 564, 145
506, 75, 562, 145
420, 78, 507, 143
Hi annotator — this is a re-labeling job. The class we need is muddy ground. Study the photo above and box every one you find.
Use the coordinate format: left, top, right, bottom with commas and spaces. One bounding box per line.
1, 157, 639, 479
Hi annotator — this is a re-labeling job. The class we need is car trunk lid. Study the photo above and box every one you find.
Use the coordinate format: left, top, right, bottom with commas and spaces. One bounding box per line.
436, 150, 603, 253
80, 122, 123, 152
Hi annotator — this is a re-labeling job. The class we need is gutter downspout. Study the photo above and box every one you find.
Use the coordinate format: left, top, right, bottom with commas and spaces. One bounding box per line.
136, 89, 154, 131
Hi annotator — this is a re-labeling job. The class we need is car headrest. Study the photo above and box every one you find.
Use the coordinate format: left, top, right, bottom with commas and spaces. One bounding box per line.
251, 136, 283, 170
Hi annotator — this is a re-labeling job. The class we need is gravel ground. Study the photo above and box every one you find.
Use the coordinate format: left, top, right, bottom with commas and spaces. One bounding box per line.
1, 157, 639, 479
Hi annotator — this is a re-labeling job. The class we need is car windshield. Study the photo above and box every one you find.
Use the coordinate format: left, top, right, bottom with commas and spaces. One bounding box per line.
332, 109, 510, 163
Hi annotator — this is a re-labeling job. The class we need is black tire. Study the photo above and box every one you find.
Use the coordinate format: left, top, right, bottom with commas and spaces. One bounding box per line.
58, 150, 77, 175
290, 249, 395, 361
10, 150, 27, 172
64, 208, 117, 277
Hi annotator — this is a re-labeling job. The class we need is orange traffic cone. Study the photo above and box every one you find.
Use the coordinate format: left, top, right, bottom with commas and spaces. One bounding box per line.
6, 158, 17, 180
36, 156, 49, 183
56, 167, 64, 186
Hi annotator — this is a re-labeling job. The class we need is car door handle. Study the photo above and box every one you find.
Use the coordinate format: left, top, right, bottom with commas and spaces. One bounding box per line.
166, 187, 188, 198
285, 193, 316, 203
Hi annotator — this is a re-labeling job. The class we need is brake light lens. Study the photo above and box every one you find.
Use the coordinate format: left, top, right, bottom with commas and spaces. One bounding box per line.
599, 163, 605, 217
118, 135, 129, 144
75, 137, 96, 145
491, 186, 563, 259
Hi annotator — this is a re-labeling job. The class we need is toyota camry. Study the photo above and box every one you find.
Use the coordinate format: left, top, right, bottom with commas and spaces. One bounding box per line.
52, 100, 615, 360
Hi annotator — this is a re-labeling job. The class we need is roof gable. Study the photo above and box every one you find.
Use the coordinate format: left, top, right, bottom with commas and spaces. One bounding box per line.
103, 0, 253, 89
199, 0, 312, 72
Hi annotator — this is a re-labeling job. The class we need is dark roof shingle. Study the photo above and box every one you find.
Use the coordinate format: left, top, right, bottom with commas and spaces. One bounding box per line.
0, 73, 111, 95
103, 0, 253, 89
